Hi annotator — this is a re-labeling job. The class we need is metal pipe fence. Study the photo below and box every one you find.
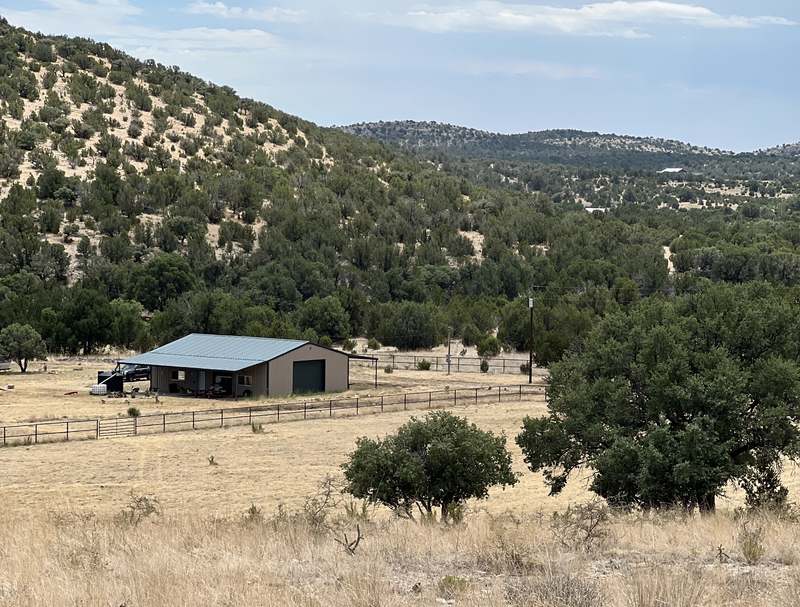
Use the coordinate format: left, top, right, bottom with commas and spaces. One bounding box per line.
0, 384, 544, 447
374, 354, 532, 375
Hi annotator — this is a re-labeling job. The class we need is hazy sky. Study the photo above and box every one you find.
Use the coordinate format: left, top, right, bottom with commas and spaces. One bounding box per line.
1, 1, 797, 151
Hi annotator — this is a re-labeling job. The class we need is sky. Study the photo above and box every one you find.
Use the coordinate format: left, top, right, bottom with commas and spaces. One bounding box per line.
0, 0, 797, 152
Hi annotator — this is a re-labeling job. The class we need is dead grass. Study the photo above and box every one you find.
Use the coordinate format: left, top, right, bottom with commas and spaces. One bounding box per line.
2, 364, 800, 605
1, 504, 799, 606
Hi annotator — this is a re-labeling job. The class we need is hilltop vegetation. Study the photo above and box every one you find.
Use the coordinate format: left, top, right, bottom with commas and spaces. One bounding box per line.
0, 18, 800, 364
341, 119, 800, 175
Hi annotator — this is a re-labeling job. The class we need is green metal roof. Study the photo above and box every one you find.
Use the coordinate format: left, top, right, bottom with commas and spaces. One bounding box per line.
122, 334, 313, 372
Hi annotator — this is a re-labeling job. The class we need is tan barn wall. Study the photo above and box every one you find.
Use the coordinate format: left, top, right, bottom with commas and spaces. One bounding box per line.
268, 344, 349, 396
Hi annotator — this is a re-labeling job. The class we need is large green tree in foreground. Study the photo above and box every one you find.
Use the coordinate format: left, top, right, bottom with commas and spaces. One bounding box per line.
517, 282, 800, 512
342, 411, 517, 520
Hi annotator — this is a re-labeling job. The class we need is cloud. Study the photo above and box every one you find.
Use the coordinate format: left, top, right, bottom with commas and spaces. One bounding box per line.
0, 0, 143, 35
399, 1, 796, 36
184, 1, 305, 23
116, 26, 285, 54
464, 60, 602, 79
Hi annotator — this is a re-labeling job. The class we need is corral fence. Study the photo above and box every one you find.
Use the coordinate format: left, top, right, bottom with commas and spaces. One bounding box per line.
374, 354, 532, 375
0, 384, 544, 447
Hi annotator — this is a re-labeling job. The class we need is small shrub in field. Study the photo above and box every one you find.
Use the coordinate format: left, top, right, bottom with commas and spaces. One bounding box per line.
480, 359, 489, 373
417, 359, 431, 371
505, 573, 603, 607
739, 522, 765, 564
520, 362, 531, 375
251, 422, 264, 433
342, 338, 356, 351
368, 337, 381, 350
207, 455, 218, 466
438, 576, 470, 600
118, 491, 161, 526
242, 503, 264, 525
384, 365, 393, 374
127, 407, 140, 418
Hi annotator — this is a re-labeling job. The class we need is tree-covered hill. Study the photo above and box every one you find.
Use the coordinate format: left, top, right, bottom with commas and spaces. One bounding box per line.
340, 120, 800, 175
1, 17, 800, 366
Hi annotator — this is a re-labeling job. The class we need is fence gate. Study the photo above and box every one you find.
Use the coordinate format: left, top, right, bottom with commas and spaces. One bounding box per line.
98, 417, 135, 438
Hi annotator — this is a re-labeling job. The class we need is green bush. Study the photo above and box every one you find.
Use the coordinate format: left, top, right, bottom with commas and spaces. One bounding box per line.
342, 338, 356, 351
318, 335, 333, 347
127, 407, 141, 418
477, 335, 502, 357
480, 359, 489, 373
384, 365, 393, 374
417, 359, 431, 371
368, 337, 381, 350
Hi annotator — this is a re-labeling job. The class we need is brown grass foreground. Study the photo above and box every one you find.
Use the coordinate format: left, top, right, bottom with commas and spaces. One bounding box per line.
1, 502, 799, 606
2, 363, 800, 605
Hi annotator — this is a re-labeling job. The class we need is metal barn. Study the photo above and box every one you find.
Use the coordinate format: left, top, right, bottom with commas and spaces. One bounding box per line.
122, 334, 365, 398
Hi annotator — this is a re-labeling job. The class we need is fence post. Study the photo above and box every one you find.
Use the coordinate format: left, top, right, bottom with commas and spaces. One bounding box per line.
404, 394, 407, 411
66, 422, 69, 441
277, 404, 280, 422
356, 398, 359, 415
519, 384, 522, 399
457, 357, 460, 372
435, 358, 438, 372
475, 388, 478, 404
329, 400, 332, 417
164, 414, 167, 433
249, 407, 252, 425
503, 359, 506, 373
498, 386, 501, 402
454, 389, 457, 407
220, 409, 224, 427
133, 416, 137, 436
96, 419, 99, 439
192, 411, 195, 430
35, 424, 38, 444
381, 396, 384, 412
428, 391, 431, 408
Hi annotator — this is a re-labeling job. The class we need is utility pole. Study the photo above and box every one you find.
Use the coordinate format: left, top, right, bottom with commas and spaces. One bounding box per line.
528, 296, 534, 384
446, 326, 452, 375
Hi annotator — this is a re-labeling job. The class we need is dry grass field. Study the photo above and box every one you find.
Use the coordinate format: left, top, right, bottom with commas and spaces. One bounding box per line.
2, 361, 800, 606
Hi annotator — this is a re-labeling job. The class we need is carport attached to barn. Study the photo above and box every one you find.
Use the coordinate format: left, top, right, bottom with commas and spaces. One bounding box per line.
121, 334, 364, 397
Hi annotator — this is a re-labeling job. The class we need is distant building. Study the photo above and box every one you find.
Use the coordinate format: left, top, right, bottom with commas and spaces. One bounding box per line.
122, 334, 373, 397
585, 207, 609, 213
658, 168, 686, 174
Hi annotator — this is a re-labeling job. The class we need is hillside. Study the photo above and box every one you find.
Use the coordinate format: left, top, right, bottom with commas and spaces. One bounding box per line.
340, 120, 800, 174
1, 17, 800, 368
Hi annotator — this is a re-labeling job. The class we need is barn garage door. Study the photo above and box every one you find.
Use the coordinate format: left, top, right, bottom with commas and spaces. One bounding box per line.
293, 360, 326, 393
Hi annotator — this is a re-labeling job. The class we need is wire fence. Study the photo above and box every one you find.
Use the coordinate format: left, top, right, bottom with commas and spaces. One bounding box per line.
374, 354, 532, 375
0, 384, 544, 447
